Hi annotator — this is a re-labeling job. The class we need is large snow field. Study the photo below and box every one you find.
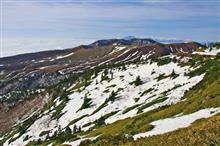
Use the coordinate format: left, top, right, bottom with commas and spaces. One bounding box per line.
6, 59, 206, 146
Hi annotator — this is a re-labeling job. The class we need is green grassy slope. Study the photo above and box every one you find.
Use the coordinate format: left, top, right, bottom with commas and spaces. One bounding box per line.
80, 113, 220, 146
78, 54, 220, 146
12, 54, 220, 146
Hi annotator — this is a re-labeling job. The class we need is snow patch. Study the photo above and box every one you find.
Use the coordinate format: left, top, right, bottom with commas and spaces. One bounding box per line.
56, 52, 74, 59
63, 136, 98, 146
193, 47, 220, 56
133, 107, 220, 140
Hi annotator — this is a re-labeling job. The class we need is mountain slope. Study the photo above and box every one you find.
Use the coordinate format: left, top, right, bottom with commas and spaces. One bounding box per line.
0, 39, 219, 146
0, 38, 202, 96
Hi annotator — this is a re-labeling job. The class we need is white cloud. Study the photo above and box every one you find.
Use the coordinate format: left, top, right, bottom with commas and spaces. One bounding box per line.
1, 38, 94, 57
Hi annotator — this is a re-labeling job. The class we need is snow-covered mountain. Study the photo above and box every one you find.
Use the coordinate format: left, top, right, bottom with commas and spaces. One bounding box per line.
0, 39, 220, 146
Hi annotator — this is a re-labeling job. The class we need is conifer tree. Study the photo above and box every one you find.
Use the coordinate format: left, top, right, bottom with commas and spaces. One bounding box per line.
109, 91, 117, 101
58, 125, 62, 134
53, 131, 57, 137
171, 69, 176, 76
73, 124, 77, 133
104, 69, 108, 76
97, 116, 105, 126
134, 76, 142, 86
65, 126, 72, 134
122, 64, 126, 70
78, 126, 82, 132
110, 71, 113, 79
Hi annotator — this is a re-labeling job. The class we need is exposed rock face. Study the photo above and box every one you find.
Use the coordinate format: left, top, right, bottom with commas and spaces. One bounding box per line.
0, 92, 49, 132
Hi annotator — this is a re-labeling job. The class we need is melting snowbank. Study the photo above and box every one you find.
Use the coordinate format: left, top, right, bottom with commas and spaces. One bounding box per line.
193, 47, 220, 56
133, 107, 220, 140
63, 136, 98, 146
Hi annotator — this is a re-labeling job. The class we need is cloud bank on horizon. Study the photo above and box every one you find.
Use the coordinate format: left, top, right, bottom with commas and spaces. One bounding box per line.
1, 0, 220, 57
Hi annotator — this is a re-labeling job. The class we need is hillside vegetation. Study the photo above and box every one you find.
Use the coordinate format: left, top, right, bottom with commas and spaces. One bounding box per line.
1, 49, 220, 146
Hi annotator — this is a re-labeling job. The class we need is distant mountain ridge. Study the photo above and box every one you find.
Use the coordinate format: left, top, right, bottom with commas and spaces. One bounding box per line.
0, 38, 201, 64
0, 38, 203, 97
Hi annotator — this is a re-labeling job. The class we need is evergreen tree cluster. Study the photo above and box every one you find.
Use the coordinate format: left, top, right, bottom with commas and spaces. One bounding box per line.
109, 91, 117, 102
77, 94, 92, 111
134, 76, 143, 86
65, 125, 81, 135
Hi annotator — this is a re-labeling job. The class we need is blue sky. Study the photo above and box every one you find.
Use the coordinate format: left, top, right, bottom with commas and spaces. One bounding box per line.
1, 0, 220, 57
